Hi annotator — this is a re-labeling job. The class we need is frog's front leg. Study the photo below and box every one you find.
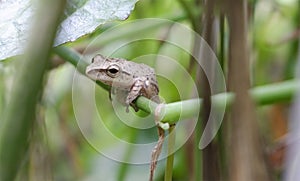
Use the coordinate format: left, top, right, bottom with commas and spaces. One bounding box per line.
125, 79, 144, 112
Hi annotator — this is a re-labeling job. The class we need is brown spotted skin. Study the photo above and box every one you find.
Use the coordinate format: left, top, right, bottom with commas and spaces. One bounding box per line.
86, 54, 160, 111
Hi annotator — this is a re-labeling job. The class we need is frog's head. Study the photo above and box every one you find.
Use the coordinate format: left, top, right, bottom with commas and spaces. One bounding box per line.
86, 54, 132, 87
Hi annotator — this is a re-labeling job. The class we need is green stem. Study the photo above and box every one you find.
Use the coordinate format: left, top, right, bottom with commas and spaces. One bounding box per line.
53, 45, 86, 73
53, 46, 110, 91
164, 125, 176, 181
0, 1, 66, 180
54, 46, 300, 124
194, 119, 202, 181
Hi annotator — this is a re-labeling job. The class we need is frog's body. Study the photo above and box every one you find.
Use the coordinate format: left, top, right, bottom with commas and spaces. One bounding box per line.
86, 54, 165, 181
86, 54, 160, 111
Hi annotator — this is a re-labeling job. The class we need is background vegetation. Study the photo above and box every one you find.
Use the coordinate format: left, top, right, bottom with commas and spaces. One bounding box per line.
1, 0, 300, 180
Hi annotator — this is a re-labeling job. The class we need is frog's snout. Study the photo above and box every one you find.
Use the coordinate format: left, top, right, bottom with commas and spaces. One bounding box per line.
86, 65, 101, 80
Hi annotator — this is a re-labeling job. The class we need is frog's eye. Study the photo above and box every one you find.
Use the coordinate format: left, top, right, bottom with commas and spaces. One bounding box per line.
107, 65, 120, 77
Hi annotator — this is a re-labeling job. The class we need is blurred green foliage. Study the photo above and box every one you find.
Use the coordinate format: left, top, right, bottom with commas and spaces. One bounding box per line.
0, 0, 299, 180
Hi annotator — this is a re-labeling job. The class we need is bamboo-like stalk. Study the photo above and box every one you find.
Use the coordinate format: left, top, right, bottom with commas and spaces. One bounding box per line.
164, 125, 176, 181
0, 1, 66, 180
54, 46, 300, 124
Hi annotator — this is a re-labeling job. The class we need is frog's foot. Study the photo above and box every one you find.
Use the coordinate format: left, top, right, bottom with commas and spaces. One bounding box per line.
124, 100, 139, 113
129, 102, 139, 112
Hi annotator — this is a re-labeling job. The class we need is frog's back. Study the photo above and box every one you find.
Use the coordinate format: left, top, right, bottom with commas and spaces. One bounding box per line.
117, 58, 156, 77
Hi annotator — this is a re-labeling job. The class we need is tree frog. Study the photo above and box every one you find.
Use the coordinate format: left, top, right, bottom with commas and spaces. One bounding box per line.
86, 54, 160, 112
86, 54, 166, 181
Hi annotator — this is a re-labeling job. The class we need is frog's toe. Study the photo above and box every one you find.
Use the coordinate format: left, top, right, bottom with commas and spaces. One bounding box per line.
125, 104, 138, 112
133, 106, 139, 112
129, 102, 139, 112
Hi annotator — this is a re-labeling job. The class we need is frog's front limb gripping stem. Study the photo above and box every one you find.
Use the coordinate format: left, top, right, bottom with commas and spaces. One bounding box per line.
149, 103, 168, 181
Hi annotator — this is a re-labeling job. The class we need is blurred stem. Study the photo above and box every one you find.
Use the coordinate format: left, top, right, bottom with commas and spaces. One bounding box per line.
0, 1, 66, 181
199, 0, 220, 180
164, 125, 176, 181
53, 46, 110, 91
0, 68, 4, 121
176, 0, 200, 30
117, 129, 138, 181
219, 14, 225, 69
54, 46, 300, 124
194, 120, 202, 181
284, 0, 300, 79
218, 11, 227, 179
226, 0, 270, 179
